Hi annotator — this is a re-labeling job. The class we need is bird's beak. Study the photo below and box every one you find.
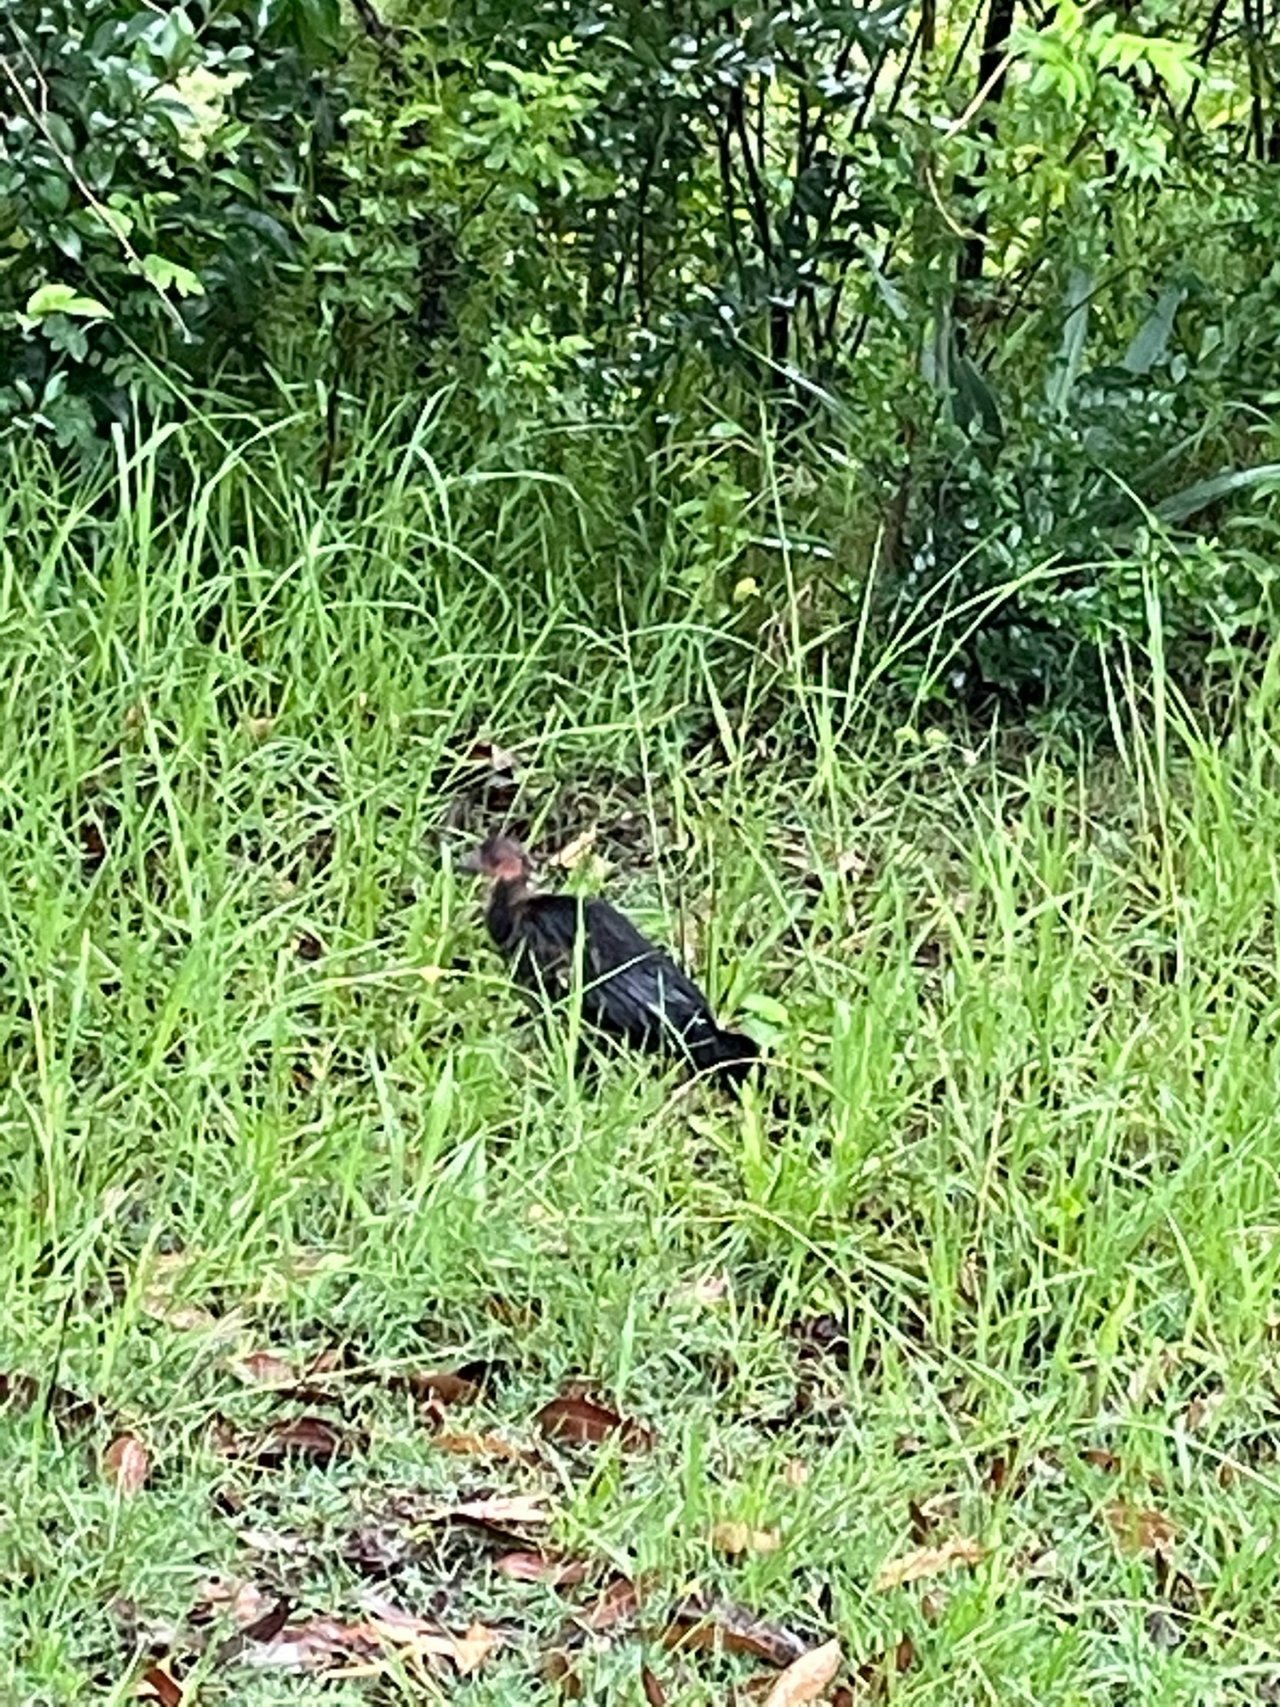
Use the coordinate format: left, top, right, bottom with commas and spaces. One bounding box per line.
458, 848, 483, 875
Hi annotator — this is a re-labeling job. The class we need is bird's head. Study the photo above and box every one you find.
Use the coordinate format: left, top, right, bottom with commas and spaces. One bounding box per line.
459, 834, 532, 884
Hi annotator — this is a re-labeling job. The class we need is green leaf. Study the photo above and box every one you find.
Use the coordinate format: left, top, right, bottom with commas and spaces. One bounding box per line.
24, 283, 112, 321
952, 352, 1003, 441
139, 254, 205, 297
1156, 464, 1280, 525
1046, 268, 1092, 416
1123, 283, 1185, 375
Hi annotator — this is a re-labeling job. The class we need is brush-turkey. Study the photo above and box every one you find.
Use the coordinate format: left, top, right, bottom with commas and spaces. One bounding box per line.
461, 835, 760, 1087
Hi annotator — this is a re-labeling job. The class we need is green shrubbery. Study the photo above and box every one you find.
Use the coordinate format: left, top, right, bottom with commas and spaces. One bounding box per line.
4, 0, 1279, 708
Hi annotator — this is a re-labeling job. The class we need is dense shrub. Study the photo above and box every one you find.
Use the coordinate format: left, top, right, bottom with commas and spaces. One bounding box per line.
0, 0, 339, 446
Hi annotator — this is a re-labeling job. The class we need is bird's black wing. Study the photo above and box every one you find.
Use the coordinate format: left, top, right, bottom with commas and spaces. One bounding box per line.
579, 898, 720, 1053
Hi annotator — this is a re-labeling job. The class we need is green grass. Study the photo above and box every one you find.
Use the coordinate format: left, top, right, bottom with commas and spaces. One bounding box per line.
2, 414, 1280, 1704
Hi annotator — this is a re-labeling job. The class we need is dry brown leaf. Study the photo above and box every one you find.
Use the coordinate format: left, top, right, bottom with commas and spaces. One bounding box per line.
404, 1366, 486, 1406
580, 1573, 651, 1631
256, 1415, 345, 1465
496, 1551, 591, 1586
137, 1664, 183, 1705
141, 1295, 233, 1335
212, 1595, 295, 1666
451, 1621, 501, 1677
435, 1429, 531, 1464
104, 1433, 150, 1497
239, 1615, 356, 1672
1081, 1447, 1121, 1473
231, 1351, 296, 1387
1104, 1501, 1177, 1556
663, 1596, 809, 1667
641, 1663, 668, 1706
196, 1576, 276, 1628
712, 1521, 782, 1557
762, 1639, 843, 1707
536, 1392, 653, 1450
359, 1594, 502, 1676
874, 1535, 984, 1591
553, 828, 597, 870
782, 1459, 810, 1488
542, 1648, 584, 1699
419, 1493, 550, 1527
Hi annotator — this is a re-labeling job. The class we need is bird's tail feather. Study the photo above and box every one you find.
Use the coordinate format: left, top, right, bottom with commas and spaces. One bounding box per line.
694, 1027, 761, 1089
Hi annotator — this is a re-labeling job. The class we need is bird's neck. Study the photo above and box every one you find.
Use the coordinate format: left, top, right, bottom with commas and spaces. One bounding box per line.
486, 877, 529, 948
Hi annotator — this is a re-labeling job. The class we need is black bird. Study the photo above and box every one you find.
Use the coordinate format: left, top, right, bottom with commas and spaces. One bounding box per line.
461, 835, 760, 1088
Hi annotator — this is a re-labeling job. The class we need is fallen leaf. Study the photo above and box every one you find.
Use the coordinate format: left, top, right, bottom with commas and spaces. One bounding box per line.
104, 1433, 150, 1497
238, 1614, 353, 1672
0, 1372, 98, 1429
762, 1638, 842, 1706
542, 1648, 584, 1699
782, 1459, 810, 1488
137, 1664, 183, 1705
536, 1392, 652, 1450
874, 1535, 985, 1591
581, 1573, 651, 1631
451, 1621, 501, 1677
1081, 1447, 1121, 1473
245, 715, 276, 740
1104, 1501, 1177, 1556
257, 1415, 345, 1465
663, 1596, 810, 1667
1184, 1390, 1226, 1433
712, 1521, 782, 1557
143, 1297, 237, 1336
497, 1551, 591, 1586
419, 1493, 550, 1527
641, 1662, 667, 1705
231, 1351, 297, 1387
401, 1365, 488, 1406
195, 1576, 275, 1629
553, 829, 597, 870
435, 1429, 532, 1464
360, 1594, 502, 1676
214, 1596, 295, 1665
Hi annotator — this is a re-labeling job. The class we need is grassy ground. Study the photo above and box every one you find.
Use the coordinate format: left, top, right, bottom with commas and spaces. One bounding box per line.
3, 417, 1280, 1704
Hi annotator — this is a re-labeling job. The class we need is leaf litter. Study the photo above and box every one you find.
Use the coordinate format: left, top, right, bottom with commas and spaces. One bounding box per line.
712, 1520, 783, 1557
761, 1638, 843, 1706
102, 1433, 151, 1496
104, 1351, 867, 1701
535, 1389, 654, 1450
874, 1535, 985, 1591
